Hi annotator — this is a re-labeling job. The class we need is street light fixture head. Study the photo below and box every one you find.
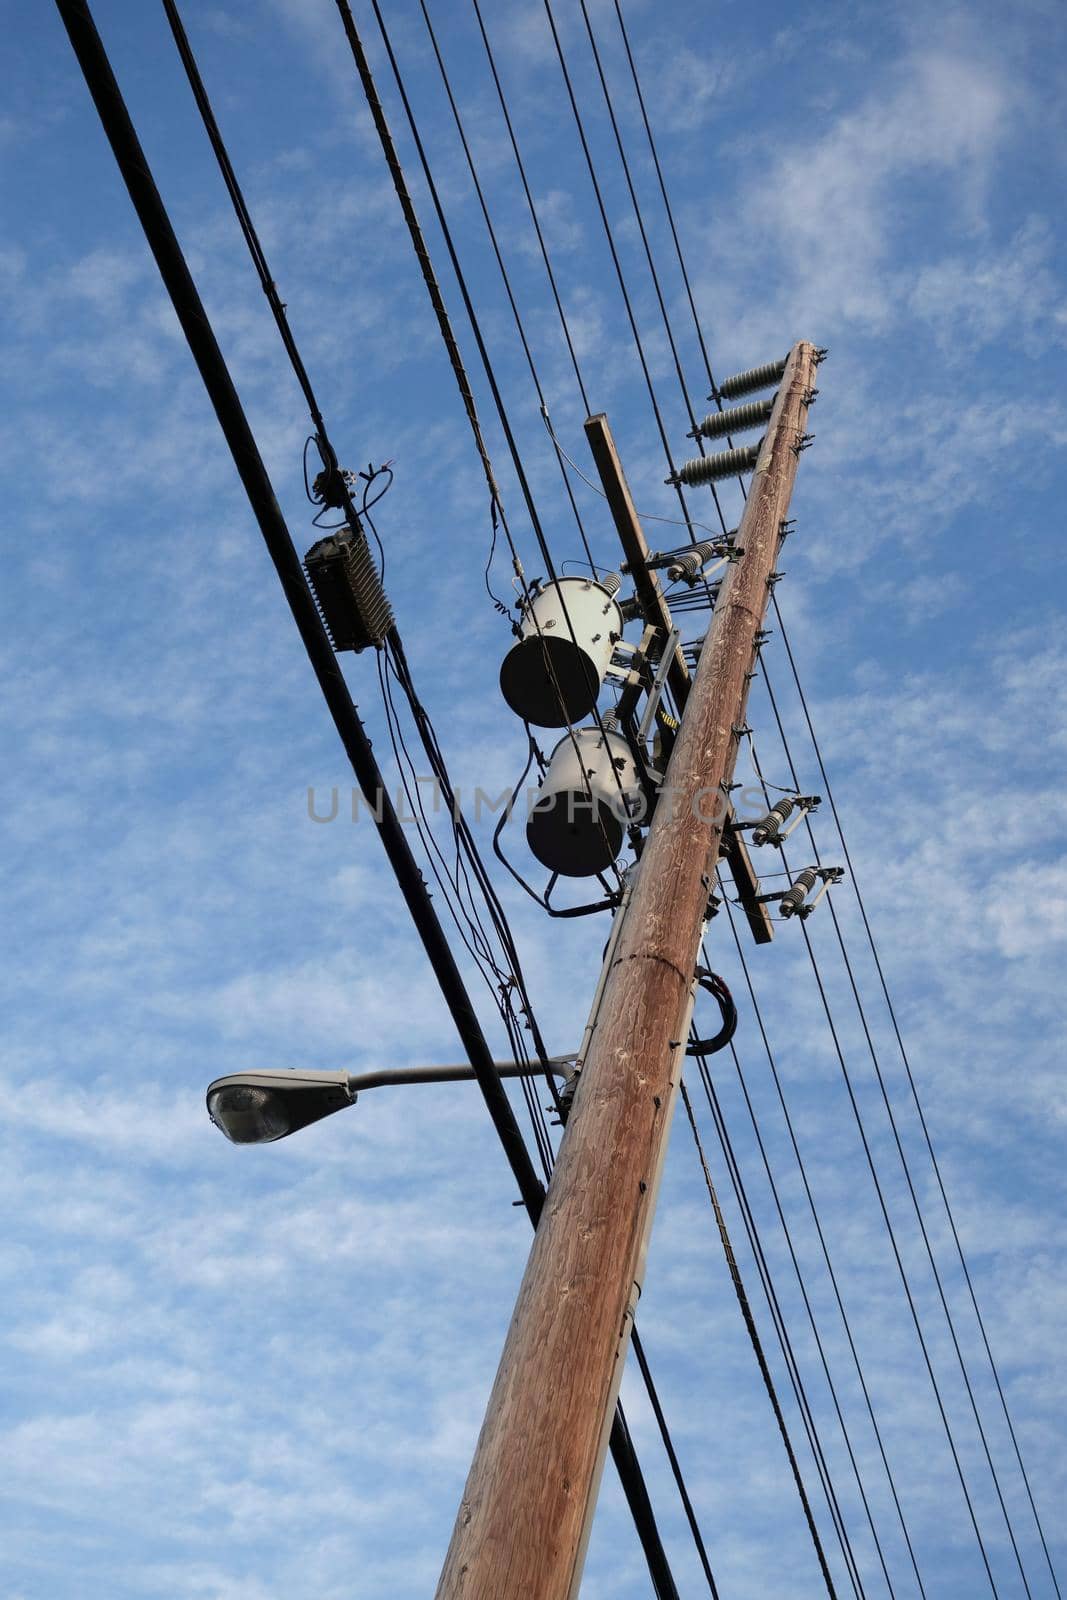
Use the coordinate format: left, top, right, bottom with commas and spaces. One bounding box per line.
206, 1068, 355, 1145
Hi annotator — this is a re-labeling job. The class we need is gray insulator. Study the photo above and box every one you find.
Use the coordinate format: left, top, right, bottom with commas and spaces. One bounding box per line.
714, 357, 788, 402
667, 540, 718, 582
694, 397, 774, 441
751, 797, 795, 847
671, 442, 762, 487
599, 571, 622, 598
779, 866, 819, 918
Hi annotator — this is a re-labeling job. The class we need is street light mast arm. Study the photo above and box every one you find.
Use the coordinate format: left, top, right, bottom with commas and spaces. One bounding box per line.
346, 1058, 576, 1094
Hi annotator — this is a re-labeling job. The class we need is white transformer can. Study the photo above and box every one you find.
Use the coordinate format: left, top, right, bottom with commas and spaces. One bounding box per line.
499, 576, 623, 728
526, 727, 642, 878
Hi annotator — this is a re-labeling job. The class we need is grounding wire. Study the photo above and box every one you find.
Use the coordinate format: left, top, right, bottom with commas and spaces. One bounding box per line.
770, 590, 1065, 1600
755, 656, 1044, 1598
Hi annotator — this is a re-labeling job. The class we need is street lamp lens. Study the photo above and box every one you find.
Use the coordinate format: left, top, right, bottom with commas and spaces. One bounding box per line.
208, 1084, 291, 1144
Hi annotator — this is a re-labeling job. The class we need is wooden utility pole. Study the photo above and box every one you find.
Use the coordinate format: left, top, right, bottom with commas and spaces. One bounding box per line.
437, 341, 818, 1600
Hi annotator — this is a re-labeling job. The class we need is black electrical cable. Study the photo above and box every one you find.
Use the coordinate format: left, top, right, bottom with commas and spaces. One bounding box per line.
756, 652, 1043, 1598
608, 24, 1059, 1570
417, 0, 598, 570
349, 0, 636, 855
160, 0, 562, 1169
58, 11, 677, 1595
679, 1075, 840, 1600
714, 910, 911, 1600
742, 733, 1000, 1598
447, 32, 854, 1576
575, 0, 733, 562
696, 1028, 868, 1600
630, 1324, 722, 1599
565, 12, 1017, 1589
53, 0, 548, 1229
768, 592, 1064, 1600
469, 0, 590, 417
540, 0, 699, 539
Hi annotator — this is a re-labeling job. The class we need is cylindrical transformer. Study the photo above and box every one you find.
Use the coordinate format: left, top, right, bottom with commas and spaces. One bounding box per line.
527, 728, 641, 878
499, 576, 624, 728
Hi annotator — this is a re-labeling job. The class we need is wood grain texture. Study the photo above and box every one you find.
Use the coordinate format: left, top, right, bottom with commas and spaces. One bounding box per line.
437, 342, 819, 1600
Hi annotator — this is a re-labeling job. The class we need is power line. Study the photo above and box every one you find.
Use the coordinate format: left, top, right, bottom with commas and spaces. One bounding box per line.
716, 908, 919, 1600
70, 3, 681, 1592
571, 10, 1044, 1589
771, 590, 1064, 1600
756, 649, 1043, 1598
464, 7, 869, 1581
680, 1074, 840, 1600
692, 1049, 867, 1600
744, 731, 1002, 1598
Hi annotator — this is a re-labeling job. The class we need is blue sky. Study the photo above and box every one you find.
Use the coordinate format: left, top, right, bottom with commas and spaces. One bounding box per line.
2, 0, 1066, 1596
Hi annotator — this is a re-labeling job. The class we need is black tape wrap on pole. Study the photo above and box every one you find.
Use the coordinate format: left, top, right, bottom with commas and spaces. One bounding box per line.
53, 7, 681, 1595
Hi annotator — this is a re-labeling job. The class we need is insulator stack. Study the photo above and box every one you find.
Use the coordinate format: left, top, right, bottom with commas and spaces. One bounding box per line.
690, 397, 774, 441
751, 798, 795, 847
304, 526, 394, 653
669, 441, 762, 487
779, 866, 819, 918
599, 571, 622, 598
713, 357, 788, 402
667, 540, 718, 582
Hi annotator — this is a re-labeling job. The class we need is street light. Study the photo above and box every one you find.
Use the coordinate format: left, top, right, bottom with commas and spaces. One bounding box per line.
206, 1059, 577, 1145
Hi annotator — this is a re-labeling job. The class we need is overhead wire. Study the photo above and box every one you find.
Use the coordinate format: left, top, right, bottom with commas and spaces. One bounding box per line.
712, 909, 916, 1600
622, 5, 1060, 1543
690, 1045, 868, 1600
743, 730, 1003, 1598
339, 0, 636, 890
679, 1074, 841, 1600
72, 6, 675, 1593
358, 5, 729, 1583
754, 658, 1043, 1597
466, 3, 864, 1585
770, 590, 1065, 1600
159, 0, 562, 1172
577, 6, 1046, 1592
